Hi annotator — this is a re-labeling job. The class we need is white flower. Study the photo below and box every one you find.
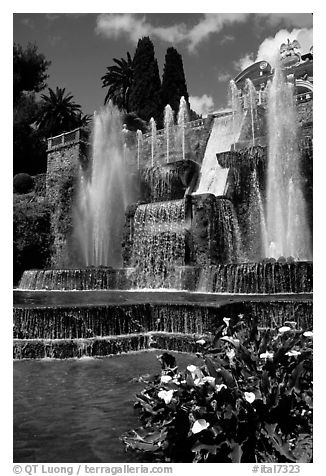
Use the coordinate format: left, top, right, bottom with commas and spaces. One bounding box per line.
223, 317, 231, 327
286, 350, 301, 357
187, 365, 197, 373
260, 351, 274, 360
278, 326, 292, 334
157, 390, 174, 404
196, 339, 206, 345
303, 331, 313, 338
244, 392, 256, 403
194, 378, 203, 386
191, 419, 210, 434
238, 313, 244, 319
216, 383, 227, 392
226, 348, 236, 361
202, 376, 216, 386
160, 375, 172, 384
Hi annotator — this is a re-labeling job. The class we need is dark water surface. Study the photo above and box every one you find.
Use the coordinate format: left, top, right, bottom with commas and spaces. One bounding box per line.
13, 351, 201, 463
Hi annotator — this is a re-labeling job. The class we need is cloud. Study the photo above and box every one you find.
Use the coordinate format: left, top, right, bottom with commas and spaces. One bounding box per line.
189, 94, 214, 117
95, 13, 248, 52
259, 13, 313, 29
217, 71, 232, 83
21, 18, 34, 29
95, 13, 313, 54
48, 35, 62, 46
45, 14, 61, 21
235, 27, 313, 71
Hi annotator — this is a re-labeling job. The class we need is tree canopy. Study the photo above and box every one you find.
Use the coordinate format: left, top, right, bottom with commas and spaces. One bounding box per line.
160, 47, 190, 117
14, 42, 51, 105
36, 87, 90, 138
101, 52, 133, 111
128, 37, 162, 123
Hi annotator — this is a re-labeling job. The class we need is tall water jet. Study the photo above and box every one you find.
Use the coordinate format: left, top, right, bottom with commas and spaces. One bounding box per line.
136, 129, 143, 170
149, 117, 157, 166
229, 80, 243, 149
265, 66, 312, 260
245, 79, 257, 146
164, 104, 174, 163
74, 103, 132, 267
177, 96, 188, 161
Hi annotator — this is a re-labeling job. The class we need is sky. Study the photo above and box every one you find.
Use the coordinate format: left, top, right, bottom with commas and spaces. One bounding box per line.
13, 12, 313, 117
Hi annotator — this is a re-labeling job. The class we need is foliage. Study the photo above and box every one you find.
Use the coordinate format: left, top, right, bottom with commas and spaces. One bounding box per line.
160, 47, 190, 118
13, 195, 53, 284
36, 87, 89, 137
101, 52, 134, 111
13, 43, 51, 175
121, 317, 313, 463
14, 42, 51, 104
128, 37, 162, 123
123, 112, 148, 133
13, 173, 34, 194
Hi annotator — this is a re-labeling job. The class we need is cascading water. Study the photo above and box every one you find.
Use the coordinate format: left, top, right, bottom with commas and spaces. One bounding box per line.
245, 79, 257, 146
149, 117, 157, 166
74, 103, 132, 267
265, 66, 312, 260
229, 80, 243, 149
131, 199, 187, 288
164, 104, 174, 163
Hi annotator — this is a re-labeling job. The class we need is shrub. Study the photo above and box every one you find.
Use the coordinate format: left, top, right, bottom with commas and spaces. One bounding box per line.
121, 316, 313, 463
13, 173, 34, 194
13, 196, 53, 283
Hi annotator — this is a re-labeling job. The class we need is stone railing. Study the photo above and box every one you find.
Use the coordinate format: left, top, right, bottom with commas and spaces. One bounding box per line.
47, 128, 90, 151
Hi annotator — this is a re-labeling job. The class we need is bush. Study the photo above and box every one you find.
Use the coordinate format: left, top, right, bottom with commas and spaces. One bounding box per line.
121, 316, 313, 463
13, 173, 34, 194
13, 196, 53, 283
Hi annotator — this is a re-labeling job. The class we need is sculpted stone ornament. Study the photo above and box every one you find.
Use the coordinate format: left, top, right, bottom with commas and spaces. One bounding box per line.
280, 38, 301, 68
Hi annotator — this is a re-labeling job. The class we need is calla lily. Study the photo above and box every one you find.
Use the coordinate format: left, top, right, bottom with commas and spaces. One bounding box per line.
286, 349, 301, 357
196, 339, 206, 345
303, 331, 313, 338
187, 365, 197, 373
216, 383, 227, 392
278, 326, 292, 334
244, 392, 256, 403
160, 375, 172, 384
223, 317, 231, 327
157, 390, 174, 404
191, 419, 210, 434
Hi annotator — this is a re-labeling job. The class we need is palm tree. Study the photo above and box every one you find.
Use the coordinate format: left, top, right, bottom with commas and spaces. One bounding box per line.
101, 52, 133, 111
36, 87, 83, 137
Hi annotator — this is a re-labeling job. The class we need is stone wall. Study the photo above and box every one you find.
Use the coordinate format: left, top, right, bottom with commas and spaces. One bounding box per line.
46, 132, 89, 267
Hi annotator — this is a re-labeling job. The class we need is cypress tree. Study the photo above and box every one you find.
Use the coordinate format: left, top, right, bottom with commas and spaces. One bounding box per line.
128, 37, 161, 123
160, 47, 190, 117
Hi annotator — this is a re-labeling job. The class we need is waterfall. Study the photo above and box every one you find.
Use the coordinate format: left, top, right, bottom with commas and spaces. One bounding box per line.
131, 199, 187, 288
194, 112, 244, 196
164, 104, 174, 163
245, 79, 257, 146
73, 103, 132, 267
265, 66, 312, 260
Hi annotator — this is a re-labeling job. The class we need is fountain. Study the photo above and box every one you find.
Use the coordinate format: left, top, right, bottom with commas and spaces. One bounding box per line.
265, 66, 312, 260
149, 117, 157, 166
73, 104, 133, 267
15, 48, 313, 360
177, 96, 187, 161
164, 104, 174, 163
